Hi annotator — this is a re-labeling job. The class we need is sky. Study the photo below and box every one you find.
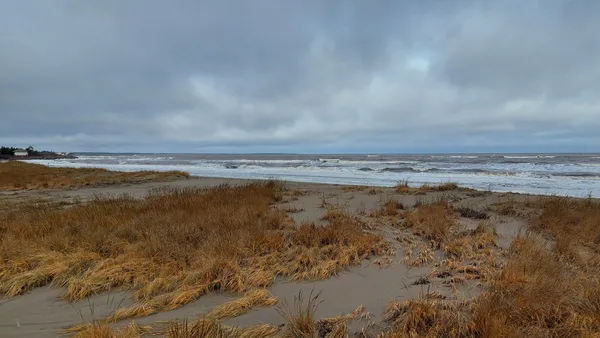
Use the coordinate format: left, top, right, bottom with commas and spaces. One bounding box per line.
1, 0, 599, 153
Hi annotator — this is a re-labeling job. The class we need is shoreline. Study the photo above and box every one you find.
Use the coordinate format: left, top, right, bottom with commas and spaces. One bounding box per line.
23, 156, 600, 198
1, 174, 597, 203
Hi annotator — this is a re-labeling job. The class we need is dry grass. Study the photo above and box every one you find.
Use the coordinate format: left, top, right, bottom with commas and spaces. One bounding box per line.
456, 207, 489, 220
382, 196, 600, 337
383, 199, 404, 216
166, 318, 278, 338
73, 321, 149, 338
382, 298, 473, 337
276, 289, 322, 337
442, 222, 498, 263
206, 289, 277, 321
0, 181, 387, 323
0, 161, 189, 190
402, 200, 457, 246
396, 181, 460, 194
369, 198, 404, 218
273, 290, 370, 338
368, 188, 382, 195
342, 185, 366, 192
279, 205, 305, 213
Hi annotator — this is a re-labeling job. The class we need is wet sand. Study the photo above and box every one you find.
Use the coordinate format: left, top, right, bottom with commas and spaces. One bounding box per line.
0, 177, 530, 337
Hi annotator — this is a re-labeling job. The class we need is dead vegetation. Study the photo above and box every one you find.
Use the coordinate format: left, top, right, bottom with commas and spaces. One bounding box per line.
73, 321, 150, 338
381, 196, 600, 337
383, 199, 404, 216
457, 207, 489, 220
206, 289, 277, 321
0, 161, 189, 190
275, 290, 370, 338
342, 186, 366, 192
370, 198, 404, 218
0, 181, 388, 324
402, 200, 457, 246
166, 318, 278, 338
276, 289, 322, 337
395, 181, 460, 194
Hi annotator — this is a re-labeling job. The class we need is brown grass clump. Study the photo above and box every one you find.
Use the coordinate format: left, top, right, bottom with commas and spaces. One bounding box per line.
407, 247, 435, 267
276, 289, 322, 338
342, 185, 366, 192
166, 318, 278, 338
402, 200, 457, 246
369, 198, 404, 219
368, 188, 382, 195
207, 289, 277, 321
383, 199, 404, 216
0, 181, 387, 322
443, 222, 498, 262
73, 321, 149, 338
456, 207, 489, 220
274, 290, 369, 338
382, 298, 473, 337
0, 161, 189, 190
396, 181, 460, 194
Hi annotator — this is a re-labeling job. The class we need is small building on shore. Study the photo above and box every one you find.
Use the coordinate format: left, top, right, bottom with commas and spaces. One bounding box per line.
13, 149, 28, 157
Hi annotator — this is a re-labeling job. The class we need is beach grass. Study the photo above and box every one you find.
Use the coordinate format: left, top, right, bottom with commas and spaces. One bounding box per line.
395, 180, 460, 194
382, 196, 600, 337
0, 181, 388, 324
0, 161, 189, 190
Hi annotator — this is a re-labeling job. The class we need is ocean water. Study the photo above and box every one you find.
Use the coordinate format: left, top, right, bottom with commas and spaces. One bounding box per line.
26, 153, 600, 197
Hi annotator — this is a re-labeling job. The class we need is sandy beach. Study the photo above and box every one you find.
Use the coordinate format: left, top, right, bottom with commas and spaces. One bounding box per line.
4, 1, 600, 336
0, 173, 542, 337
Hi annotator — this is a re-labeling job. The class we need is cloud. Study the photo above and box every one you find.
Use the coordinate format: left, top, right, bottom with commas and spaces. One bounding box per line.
1, 0, 599, 152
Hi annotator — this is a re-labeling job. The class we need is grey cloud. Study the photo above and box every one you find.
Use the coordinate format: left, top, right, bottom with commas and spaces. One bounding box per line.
1, 0, 599, 152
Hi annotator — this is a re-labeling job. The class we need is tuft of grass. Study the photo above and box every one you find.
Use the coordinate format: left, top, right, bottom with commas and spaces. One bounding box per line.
72, 321, 149, 338
0, 161, 189, 190
166, 318, 278, 338
457, 207, 489, 220
402, 200, 457, 247
383, 298, 472, 337
396, 181, 460, 194
443, 222, 498, 263
367, 188, 382, 195
383, 199, 404, 216
342, 186, 366, 192
276, 289, 322, 338
206, 289, 277, 321
316, 305, 370, 338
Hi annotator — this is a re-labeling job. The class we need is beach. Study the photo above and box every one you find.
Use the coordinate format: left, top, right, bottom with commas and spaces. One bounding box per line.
0, 162, 576, 337
1, 162, 599, 337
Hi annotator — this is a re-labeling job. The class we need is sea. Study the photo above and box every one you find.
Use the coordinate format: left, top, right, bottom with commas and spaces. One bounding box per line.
26, 153, 600, 198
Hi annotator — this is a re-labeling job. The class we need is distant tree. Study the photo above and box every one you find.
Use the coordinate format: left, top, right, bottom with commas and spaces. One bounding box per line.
0, 146, 15, 156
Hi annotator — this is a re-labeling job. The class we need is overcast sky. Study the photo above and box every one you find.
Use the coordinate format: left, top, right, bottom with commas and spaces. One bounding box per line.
1, 1, 599, 153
